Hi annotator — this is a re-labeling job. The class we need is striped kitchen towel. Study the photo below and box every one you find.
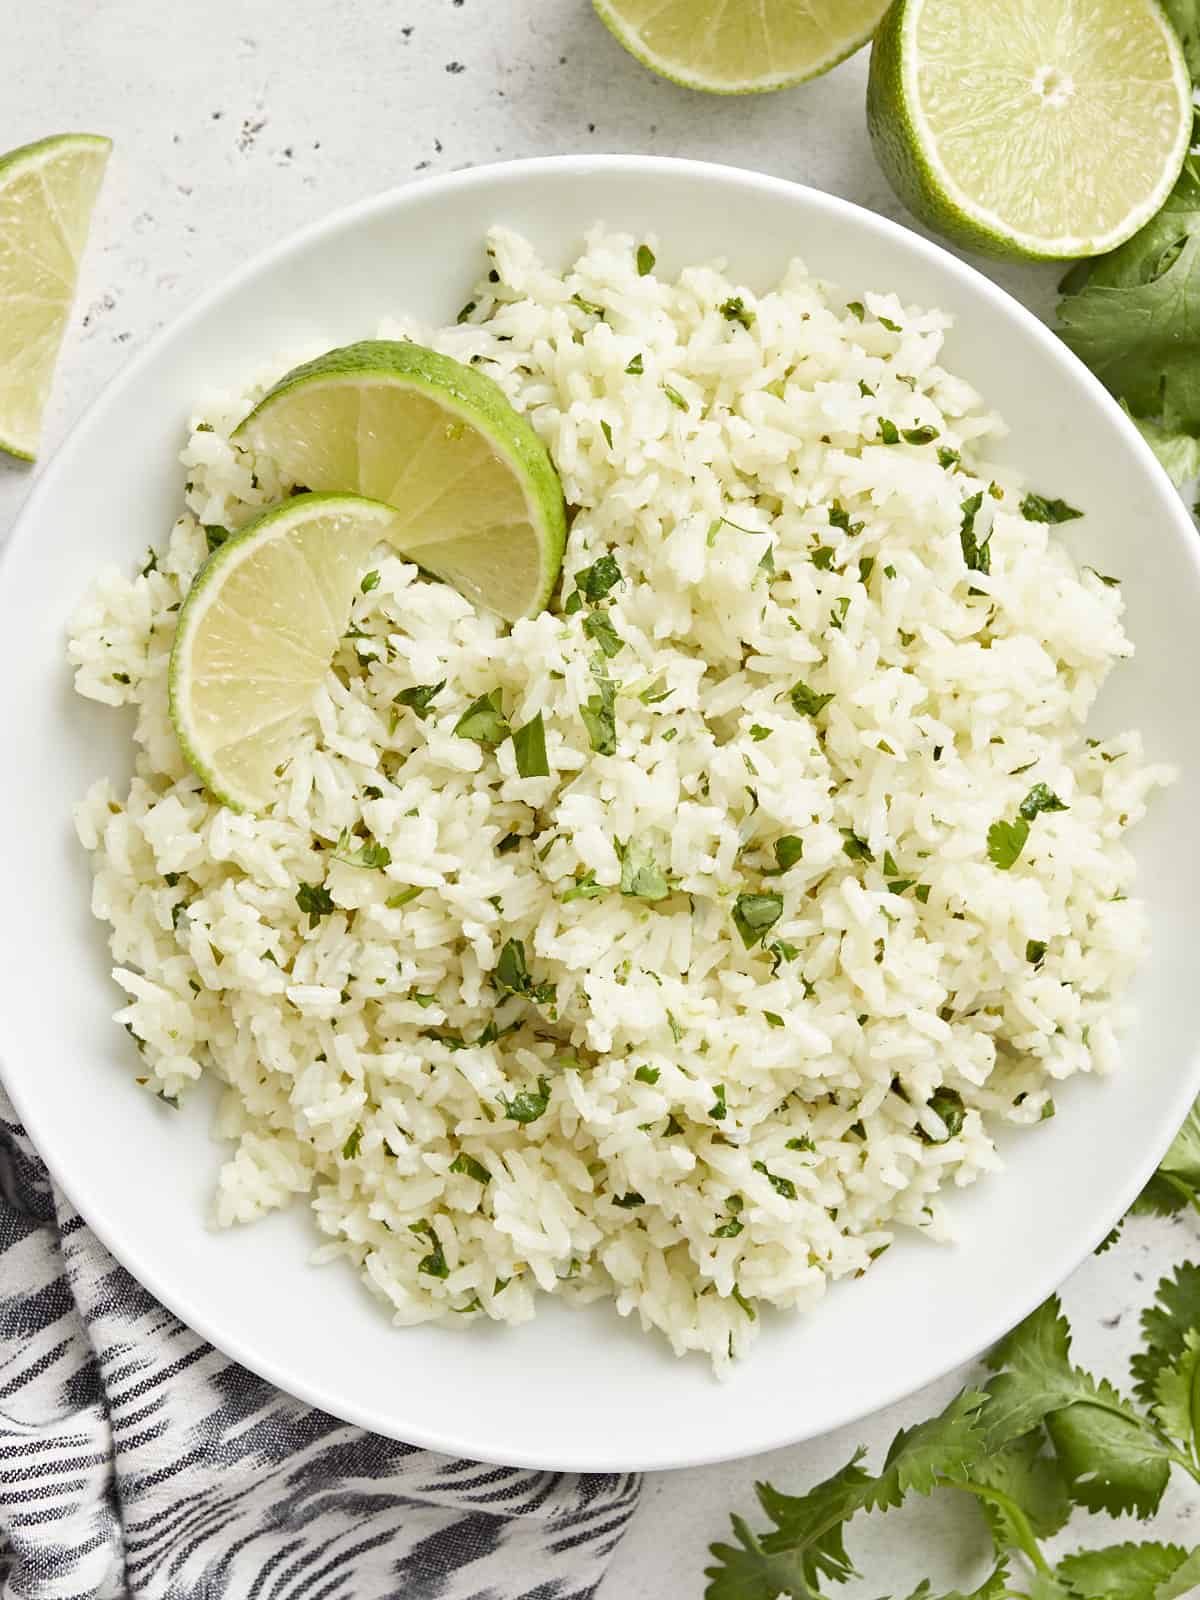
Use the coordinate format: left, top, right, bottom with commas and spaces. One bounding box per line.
0, 1088, 641, 1599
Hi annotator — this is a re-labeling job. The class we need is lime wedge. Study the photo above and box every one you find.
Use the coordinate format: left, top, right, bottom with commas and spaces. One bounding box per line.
593, 0, 888, 92
169, 494, 399, 812
867, 0, 1192, 260
234, 341, 567, 622
0, 133, 110, 461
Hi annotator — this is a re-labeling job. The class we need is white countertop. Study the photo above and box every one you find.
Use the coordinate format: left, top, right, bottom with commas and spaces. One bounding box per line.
4, 4, 1195, 1593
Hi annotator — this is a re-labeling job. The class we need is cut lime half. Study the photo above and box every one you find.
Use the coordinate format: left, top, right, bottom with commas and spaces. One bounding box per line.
593, 0, 889, 93
234, 341, 567, 622
0, 132, 111, 460
169, 494, 399, 812
867, 0, 1192, 260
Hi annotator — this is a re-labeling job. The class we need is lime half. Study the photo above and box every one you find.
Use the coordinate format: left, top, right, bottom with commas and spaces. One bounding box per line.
0, 133, 111, 460
593, 0, 889, 93
234, 341, 567, 622
867, 0, 1192, 260
169, 494, 399, 812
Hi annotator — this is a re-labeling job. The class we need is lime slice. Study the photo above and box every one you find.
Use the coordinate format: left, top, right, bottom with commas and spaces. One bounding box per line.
867, 0, 1192, 261
0, 133, 111, 461
169, 494, 399, 812
234, 341, 567, 622
593, 0, 889, 92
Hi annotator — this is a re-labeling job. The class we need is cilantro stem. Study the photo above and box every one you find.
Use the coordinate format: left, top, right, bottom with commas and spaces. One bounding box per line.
946, 1481, 1049, 1574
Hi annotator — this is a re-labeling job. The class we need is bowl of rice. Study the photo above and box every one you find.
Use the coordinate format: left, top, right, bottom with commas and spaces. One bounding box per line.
2, 155, 1199, 1472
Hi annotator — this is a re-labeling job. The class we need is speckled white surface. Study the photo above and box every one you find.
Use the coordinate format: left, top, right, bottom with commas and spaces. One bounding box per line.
2, 4, 1197, 1593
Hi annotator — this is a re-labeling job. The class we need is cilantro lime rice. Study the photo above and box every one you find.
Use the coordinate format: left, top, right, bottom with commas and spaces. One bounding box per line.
68, 226, 1169, 1370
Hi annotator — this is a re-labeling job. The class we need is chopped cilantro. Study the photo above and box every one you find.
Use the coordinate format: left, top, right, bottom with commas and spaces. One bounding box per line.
749, 724, 771, 741
877, 417, 900, 445
921, 1088, 965, 1143
612, 1191, 645, 1209
788, 680, 834, 718
901, 424, 939, 445
772, 836, 804, 873
204, 524, 231, 554
625, 352, 644, 375
1020, 492, 1084, 524
512, 711, 550, 778
635, 1064, 661, 1085
636, 243, 655, 275
359, 568, 381, 594
731, 891, 784, 949
858, 556, 875, 584
454, 687, 510, 746
959, 491, 991, 575
386, 886, 422, 908
295, 880, 335, 928
764, 1011, 785, 1029
576, 554, 623, 603
618, 837, 670, 901
498, 1075, 552, 1124
580, 657, 617, 754
753, 1161, 796, 1199
583, 608, 623, 658
937, 446, 961, 470
846, 301, 865, 321
562, 870, 609, 902
342, 1124, 363, 1160
571, 292, 605, 317
662, 382, 688, 411
720, 295, 755, 329
395, 680, 445, 721
709, 1083, 728, 1120
812, 545, 836, 570
600, 418, 613, 448
1026, 939, 1047, 966
1019, 782, 1068, 820
987, 816, 1030, 870
449, 1151, 491, 1184
840, 828, 874, 863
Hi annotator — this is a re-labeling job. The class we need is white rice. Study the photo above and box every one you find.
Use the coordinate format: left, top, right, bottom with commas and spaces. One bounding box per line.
68, 225, 1170, 1370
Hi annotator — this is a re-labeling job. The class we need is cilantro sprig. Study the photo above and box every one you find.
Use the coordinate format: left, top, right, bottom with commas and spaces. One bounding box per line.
706, 1267, 1200, 1599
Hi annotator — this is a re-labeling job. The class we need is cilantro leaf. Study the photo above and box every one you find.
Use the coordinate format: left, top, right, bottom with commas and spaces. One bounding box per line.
1131, 411, 1200, 486
512, 711, 550, 778
1058, 164, 1200, 436
982, 1297, 1171, 1517
342, 1124, 363, 1160
618, 838, 670, 901
295, 880, 335, 928
1133, 1263, 1200, 1410
788, 681, 834, 718
1151, 1327, 1200, 1451
731, 892, 783, 949
956, 1432, 1071, 1555
562, 870, 609, 903
395, 680, 445, 721
575, 554, 623, 603
494, 937, 531, 996
1020, 493, 1084, 524
498, 1075, 551, 1124
449, 1151, 491, 1184
720, 295, 755, 330
960, 491, 991, 575
1056, 1542, 1200, 1600
583, 608, 623, 658
1132, 1102, 1200, 1221
636, 243, 655, 276
1020, 783, 1069, 820
454, 687, 510, 746
580, 656, 617, 754
772, 836, 804, 873
987, 817, 1030, 870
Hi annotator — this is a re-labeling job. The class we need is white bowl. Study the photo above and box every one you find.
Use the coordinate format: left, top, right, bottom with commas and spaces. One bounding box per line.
3, 155, 1198, 1473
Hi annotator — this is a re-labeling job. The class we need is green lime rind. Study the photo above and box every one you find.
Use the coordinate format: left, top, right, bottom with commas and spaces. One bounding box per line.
867, 0, 1192, 262
593, 0, 888, 94
168, 492, 400, 812
234, 340, 567, 622
0, 132, 111, 462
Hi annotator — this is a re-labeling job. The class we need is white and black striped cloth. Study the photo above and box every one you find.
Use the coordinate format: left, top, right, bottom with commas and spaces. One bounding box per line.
0, 1088, 641, 1598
